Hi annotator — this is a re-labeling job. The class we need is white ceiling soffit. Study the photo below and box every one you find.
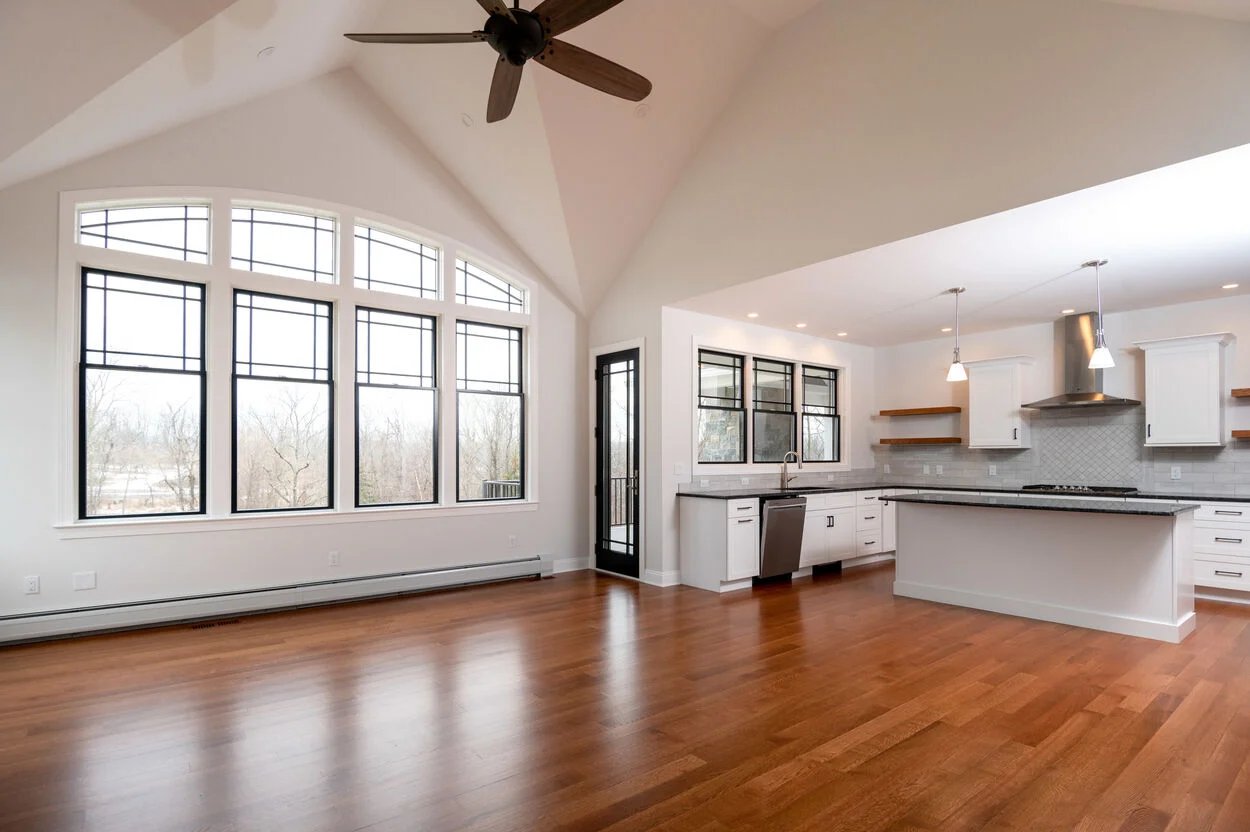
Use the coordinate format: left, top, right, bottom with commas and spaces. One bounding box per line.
677, 141, 1250, 347
0, 0, 386, 192
0, 0, 236, 164
1099, 0, 1250, 22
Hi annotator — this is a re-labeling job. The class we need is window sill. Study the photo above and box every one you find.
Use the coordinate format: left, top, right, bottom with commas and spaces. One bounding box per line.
55, 500, 540, 540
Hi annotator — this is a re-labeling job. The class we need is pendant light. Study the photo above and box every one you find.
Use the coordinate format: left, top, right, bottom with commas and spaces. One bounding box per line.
1084, 259, 1114, 369
945, 287, 967, 382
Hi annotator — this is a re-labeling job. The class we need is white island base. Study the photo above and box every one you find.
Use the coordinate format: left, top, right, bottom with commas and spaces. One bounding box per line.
892, 498, 1196, 643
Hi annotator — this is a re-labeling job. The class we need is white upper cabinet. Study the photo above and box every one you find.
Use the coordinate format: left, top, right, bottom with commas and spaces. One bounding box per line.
966, 357, 1033, 449
1136, 333, 1233, 447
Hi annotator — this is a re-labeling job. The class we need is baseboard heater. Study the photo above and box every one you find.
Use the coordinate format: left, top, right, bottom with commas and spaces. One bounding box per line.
0, 557, 551, 645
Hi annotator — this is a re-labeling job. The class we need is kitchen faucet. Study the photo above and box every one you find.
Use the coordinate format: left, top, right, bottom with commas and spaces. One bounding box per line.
781, 450, 802, 489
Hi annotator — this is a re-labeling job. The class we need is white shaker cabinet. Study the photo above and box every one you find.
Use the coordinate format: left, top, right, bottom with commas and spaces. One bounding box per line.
798, 492, 856, 567
966, 357, 1033, 449
1135, 333, 1233, 447
679, 497, 761, 592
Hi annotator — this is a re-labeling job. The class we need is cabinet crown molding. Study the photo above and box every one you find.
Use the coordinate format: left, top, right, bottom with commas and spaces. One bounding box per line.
1135, 333, 1235, 350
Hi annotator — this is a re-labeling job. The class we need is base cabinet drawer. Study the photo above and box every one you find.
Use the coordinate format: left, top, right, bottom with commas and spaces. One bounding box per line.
1195, 503, 1250, 523
727, 498, 760, 518
1196, 558, 1250, 591
855, 530, 883, 557
857, 490, 884, 506
856, 505, 883, 531
1195, 526, 1250, 558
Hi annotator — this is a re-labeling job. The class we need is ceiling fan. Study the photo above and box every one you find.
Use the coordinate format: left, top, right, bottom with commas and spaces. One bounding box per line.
345, 0, 652, 123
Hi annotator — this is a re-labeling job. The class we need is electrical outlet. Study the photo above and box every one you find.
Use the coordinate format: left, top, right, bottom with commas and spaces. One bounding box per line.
23, 576, 39, 595
936, 465, 944, 476
699, 478, 709, 487
988, 464, 997, 476
923, 464, 931, 475
72, 571, 96, 591
827, 474, 836, 481
328, 551, 340, 567
740, 477, 750, 485
508, 535, 518, 548
1171, 466, 1182, 481
883, 463, 891, 474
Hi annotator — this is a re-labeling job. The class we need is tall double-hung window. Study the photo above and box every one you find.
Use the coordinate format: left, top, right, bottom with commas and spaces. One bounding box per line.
80, 269, 206, 518
696, 350, 746, 463
456, 321, 524, 501
801, 365, 840, 463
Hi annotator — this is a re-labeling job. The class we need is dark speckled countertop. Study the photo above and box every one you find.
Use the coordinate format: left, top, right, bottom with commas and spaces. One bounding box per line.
883, 492, 1198, 516
676, 482, 1247, 503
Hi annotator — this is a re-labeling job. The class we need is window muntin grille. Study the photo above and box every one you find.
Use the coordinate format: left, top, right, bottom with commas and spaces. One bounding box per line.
455, 258, 526, 313
354, 225, 440, 299
78, 204, 209, 264
231, 207, 336, 283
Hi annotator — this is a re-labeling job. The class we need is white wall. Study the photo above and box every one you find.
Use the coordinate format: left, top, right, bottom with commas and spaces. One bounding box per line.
653, 307, 875, 579
875, 294, 1250, 440
0, 69, 587, 619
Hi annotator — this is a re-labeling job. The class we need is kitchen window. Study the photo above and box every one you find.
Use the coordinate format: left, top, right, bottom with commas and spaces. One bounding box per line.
233, 290, 333, 512
356, 307, 438, 506
79, 269, 206, 518
696, 350, 746, 463
801, 365, 840, 463
456, 321, 524, 501
751, 359, 796, 463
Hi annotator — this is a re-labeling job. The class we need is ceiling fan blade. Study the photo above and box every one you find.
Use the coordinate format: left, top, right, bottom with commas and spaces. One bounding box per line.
536, 39, 651, 101
476, 0, 516, 22
532, 0, 626, 37
487, 58, 524, 123
344, 32, 485, 44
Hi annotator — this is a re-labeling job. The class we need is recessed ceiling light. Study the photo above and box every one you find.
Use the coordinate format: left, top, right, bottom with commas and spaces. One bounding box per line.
941, 327, 952, 333
796, 323, 808, 329
746, 312, 759, 319
1223, 283, 1240, 290
257, 46, 276, 61
634, 103, 650, 119
1061, 309, 1076, 315
460, 113, 474, 127
837, 332, 848, 337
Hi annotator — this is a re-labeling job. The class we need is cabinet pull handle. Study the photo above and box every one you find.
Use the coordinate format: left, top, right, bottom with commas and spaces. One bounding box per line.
827, 515, 835, 528
736, 505, 753, 511
1013, 427, 1018, 440
1147, 423, 1152, 438
737, 518, 754, 524
1215, 510, 1244, 516
864, 540, 876, 546
1215, 537, 1244, 544
1215, 570, 1243, 578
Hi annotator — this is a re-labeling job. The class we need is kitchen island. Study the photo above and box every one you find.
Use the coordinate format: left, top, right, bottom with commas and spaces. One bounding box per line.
883, 493, 1197, 642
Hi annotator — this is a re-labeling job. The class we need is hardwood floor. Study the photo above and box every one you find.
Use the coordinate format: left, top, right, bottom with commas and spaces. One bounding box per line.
3, 564, 1250, 831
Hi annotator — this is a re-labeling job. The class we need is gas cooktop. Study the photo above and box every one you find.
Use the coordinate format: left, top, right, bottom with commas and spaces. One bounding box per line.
1021, 484, 1140, 496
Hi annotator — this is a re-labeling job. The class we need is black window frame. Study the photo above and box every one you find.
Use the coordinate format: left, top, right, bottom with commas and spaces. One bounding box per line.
696, 349, 747, 465
455, 320, 525, 503
354, 306, 439, 508
801, 364, 841, 464
231, 288, 335, 514
751, 358, 797, 464
78, 204, 210, 264
78, 267, 208, 520
230, 206, 336, 284
454, 258, 527, 313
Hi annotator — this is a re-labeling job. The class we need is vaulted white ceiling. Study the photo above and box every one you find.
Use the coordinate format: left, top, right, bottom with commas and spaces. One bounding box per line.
2, 0, 1248, 318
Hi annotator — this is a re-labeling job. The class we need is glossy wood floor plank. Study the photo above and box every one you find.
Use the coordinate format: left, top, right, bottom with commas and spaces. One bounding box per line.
3, 565, 1250, 831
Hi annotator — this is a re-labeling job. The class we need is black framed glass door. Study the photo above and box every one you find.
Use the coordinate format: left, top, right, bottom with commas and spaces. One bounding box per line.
595, 349, 640, 578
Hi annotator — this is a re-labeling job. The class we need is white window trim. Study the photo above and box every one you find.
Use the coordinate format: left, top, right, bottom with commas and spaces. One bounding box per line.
56, 186, 539, 538
690, 340, 851, 477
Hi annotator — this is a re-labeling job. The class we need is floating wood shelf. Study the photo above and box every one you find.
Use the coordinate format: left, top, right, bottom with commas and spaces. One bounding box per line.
879, 437, 962, 446
1233, 430, 1250, 440
1232, 389, 1250, 399
879, 406, 962, 417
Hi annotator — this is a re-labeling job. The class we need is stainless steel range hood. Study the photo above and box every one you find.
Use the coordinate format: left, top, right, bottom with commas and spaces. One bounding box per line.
1021, 313, 1141, 409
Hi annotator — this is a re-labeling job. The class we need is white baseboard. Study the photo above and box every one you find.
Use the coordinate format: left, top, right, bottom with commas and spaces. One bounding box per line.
0, 558, 551, 644
894, 580, 1193, 643
552, 556, 590, 573
643, 569, 680, 587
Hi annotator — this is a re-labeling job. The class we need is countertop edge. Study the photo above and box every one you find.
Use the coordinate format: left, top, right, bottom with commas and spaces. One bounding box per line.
883, 494, 1199, 517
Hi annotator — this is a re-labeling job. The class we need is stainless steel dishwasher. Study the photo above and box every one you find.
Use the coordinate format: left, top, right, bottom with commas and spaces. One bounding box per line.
758, 496, 807, 579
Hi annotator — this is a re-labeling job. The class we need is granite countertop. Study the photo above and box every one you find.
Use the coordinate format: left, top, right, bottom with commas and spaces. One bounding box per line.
676, 482, 1249, 504
883, 492, 1198, 516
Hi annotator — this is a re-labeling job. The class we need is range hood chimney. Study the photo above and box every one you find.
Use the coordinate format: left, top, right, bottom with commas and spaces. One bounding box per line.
1021, 313, 1140, 409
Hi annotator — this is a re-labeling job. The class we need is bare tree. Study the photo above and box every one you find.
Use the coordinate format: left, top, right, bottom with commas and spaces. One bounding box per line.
156, 400, 200, 511
237, 384, 328, 509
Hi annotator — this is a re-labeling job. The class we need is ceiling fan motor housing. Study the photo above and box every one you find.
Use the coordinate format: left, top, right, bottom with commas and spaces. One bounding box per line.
484, 10, 547, 65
